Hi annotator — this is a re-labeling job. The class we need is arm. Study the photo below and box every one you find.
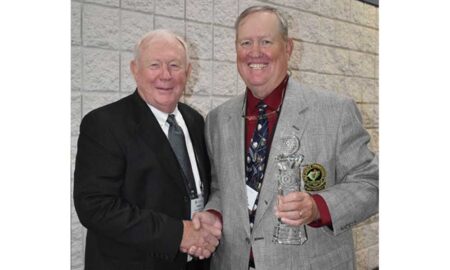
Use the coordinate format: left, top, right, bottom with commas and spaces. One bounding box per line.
73, 112, 182, 258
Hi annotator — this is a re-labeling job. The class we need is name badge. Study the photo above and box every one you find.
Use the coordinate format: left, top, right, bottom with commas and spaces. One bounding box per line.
190, 193, 204, 219
246, 185, 258, 211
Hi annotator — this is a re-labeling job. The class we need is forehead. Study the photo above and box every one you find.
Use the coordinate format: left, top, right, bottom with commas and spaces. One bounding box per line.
237, 11, 280, 38
140, 36, 186, 61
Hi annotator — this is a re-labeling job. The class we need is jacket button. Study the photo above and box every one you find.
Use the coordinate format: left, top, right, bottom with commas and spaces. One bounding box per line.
245, 237, 251, 244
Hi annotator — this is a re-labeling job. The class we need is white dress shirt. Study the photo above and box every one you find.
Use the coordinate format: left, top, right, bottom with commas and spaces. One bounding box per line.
148, 104, 202, 196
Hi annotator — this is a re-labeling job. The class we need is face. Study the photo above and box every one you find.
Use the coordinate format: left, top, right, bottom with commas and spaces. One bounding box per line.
131, 35, 191, 113
236, 12, 293, 99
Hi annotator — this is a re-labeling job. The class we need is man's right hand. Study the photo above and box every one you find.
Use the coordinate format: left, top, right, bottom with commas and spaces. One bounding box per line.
180, 218, 221, 259
179, 211, 222, 259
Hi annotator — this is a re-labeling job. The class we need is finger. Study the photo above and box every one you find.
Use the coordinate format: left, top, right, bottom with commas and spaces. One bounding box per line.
192, 215, 201, 230
202, 223, 222, 239
188, 246, 197, 255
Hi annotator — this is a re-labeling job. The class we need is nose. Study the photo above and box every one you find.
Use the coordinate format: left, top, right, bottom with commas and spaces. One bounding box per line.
249, 43, 262, 57
160, 64, 172, 80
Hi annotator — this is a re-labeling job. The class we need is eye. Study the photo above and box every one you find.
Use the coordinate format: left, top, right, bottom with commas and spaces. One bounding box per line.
148, 62, 160, 69
169, 63, 182, 70
239, 40, 252, 48
261, 39, 272, 46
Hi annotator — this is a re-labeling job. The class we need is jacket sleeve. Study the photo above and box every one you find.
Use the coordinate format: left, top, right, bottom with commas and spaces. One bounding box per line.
319, 99, 379, 236
73, 112, 183, 260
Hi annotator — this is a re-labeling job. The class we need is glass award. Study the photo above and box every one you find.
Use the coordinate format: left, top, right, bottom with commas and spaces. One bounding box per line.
272, 135, 308, 245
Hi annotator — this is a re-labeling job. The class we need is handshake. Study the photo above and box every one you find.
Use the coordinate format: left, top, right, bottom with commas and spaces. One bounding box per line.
180, 211, 222, 259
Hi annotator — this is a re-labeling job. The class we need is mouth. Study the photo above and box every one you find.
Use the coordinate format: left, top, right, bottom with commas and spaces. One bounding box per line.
156, 86, 173, 91
248, 63, 268, 70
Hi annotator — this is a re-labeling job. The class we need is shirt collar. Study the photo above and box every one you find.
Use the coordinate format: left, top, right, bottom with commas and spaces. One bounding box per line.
246, 75, 289, 116
147, 104, 180, 128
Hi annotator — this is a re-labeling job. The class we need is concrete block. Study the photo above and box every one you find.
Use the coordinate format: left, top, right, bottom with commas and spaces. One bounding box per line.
72, 2, 81, 45
367, 128, 379, 154
121, 0, 153, 13
184, 95, 211, 117
186, 22, 213, 60
155, 0, 184, 18
358, 78, 378, 103
121, 51, 136, 93
360, 27, 378, 54
238, 0, 261, 14
83, 48, 120, 91
359, 103, 378, 128
320, 0, 350, 21
85, 0, 119, 7
350, 0, 371, 27
154, 16, 185, 38
319, 16, 337, 46
214, 0, 238, 27
214, 26, 235, 61
213, 61, 237, 96
72, 93, 82, 137
368, 6, 379, 29
353, 220, 379, 250
348, 51, 376, 78
187, 60, 212, 96
275, 0, 320, 13
334, 21, 360, 51
289, 40, 302, 70
83, 4, 120, 49
120, 10, 153, 51
285, 9, 321, 43
72, 46, 82, 91
186, 0, 212, 23
301, 43, 348, 75
82, 92, 121, 116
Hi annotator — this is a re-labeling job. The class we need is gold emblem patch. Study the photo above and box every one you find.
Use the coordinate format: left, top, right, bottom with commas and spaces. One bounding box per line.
302, 163, 327, 192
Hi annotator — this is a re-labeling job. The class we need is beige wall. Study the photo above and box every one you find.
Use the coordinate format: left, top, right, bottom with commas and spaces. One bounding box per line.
71, 0, 378, 269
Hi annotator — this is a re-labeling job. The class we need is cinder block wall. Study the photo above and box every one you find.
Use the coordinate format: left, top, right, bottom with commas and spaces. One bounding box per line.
71, 0, 378, 269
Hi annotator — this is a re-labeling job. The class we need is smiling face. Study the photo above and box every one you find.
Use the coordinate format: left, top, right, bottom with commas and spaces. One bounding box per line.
236, 11, 293, 99
131, 34, 191, 113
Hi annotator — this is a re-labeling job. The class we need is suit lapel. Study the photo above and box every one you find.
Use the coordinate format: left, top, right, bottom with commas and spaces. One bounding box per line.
223, 96, 252, 236
131, 92, 188, 197
254, 80, 310, 228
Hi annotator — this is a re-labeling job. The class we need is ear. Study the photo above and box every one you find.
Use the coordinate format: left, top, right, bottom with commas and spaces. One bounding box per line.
286, 38, 294, 57
186, 63, 192, 79
130, 60, 138, 80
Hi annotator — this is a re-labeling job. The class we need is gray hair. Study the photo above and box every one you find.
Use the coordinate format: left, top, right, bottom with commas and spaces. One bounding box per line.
234, 5, 289, 41
133, 29, 190, 66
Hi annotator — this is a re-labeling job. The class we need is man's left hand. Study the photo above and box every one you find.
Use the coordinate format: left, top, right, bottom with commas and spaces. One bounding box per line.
275, 192, 320, 226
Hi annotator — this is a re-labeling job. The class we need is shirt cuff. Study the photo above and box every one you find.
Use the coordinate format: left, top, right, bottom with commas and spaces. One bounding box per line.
308, 194, 332, 228
206, 209, 223, 224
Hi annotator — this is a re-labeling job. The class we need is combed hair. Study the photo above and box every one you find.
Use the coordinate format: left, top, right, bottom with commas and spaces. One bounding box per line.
234, 5, 289, 41
133, 29, 190, 66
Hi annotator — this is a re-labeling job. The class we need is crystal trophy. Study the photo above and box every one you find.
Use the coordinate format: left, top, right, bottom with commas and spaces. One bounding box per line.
272, 135, 307, 245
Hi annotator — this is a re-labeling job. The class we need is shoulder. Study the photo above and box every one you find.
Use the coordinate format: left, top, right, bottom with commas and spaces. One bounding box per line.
178, 102, 205, 122
206, 95, 244, 119
288, 80, 355, 115
80, 93, 137, 130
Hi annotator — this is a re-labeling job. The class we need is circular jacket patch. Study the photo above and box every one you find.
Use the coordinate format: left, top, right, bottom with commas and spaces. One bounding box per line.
302, 163, 327, 192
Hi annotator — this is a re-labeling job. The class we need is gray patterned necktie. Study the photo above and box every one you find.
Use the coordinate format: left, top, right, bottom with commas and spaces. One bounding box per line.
167, 114, 198, 199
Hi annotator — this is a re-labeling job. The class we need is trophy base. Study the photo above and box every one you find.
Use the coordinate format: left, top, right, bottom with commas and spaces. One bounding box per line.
273, 223, 307, 245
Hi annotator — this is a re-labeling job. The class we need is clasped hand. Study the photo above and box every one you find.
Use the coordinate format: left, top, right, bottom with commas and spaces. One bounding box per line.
180, 211, 222, 259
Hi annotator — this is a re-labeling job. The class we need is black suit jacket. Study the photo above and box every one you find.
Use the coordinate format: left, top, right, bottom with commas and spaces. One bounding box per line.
74, 91, 211, 270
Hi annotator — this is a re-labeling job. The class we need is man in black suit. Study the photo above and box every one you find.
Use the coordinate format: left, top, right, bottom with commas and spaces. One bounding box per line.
74, 29, 221, 270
